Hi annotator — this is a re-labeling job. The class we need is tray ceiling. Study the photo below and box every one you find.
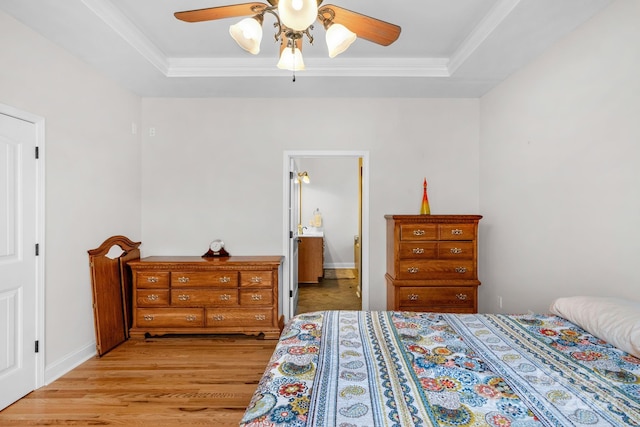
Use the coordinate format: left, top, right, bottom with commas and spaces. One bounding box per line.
0, 0, 612, 97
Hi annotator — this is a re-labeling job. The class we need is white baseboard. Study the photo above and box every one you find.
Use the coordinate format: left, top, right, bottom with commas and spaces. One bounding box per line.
44, 341, 97, 385
324, 262, 356, 269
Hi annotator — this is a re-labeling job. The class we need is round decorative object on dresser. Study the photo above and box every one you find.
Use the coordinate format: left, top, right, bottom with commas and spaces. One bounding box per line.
203, 239, 230, 257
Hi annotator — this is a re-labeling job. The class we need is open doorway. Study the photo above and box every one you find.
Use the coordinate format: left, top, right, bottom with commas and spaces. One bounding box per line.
282, 151, 369, 321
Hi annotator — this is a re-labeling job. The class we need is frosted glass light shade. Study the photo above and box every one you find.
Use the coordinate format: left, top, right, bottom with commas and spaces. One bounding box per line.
326, 23, 356, 58
277, 47, 305, 71
278, 0, 318, 31
229, 17, 263, 54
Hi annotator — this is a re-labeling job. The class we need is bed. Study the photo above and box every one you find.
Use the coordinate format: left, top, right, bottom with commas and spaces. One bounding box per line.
240, 297, 640, 426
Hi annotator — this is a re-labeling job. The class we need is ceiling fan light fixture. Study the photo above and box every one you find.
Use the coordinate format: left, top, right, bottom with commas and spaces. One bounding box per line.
277, 46, 305, 71
229, 16, 263, 54
325, 23, 356, 58
277, 0, 318, 31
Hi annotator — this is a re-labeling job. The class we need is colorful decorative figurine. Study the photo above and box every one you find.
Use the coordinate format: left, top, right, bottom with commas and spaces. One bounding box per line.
420, 178, 430, 215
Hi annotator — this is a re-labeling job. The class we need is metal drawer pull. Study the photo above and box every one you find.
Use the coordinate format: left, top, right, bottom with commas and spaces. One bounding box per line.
146, 294, 159, 301
178, 276, 190, 283
413, 229, 425, 236
212, 314, 225, 321
143, 314, 154, 321
185, 315, 197, 322
407, 267, 419, 274
455, 267, 467, 274
412, 248, 424, 254
219, 294, 231, 301
219, 276, 231, 283
456, 293, 468, 300
251, 294, 263, 301
408, 294, 419, 301
178, 294, 190, 301
450, 247, 462, 254
146, 277, 159, 283
451, 229, 463, 235
251, 276, 263, 283
255, 314, 266, 321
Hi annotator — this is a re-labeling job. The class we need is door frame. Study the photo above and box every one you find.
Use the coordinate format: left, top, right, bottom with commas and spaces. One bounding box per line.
0, 103, 46, 391
282, 150, 369, 321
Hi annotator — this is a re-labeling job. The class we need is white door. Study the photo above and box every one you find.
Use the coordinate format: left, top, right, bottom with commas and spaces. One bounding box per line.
0, 111, 39, 409
288, 158, 300, 316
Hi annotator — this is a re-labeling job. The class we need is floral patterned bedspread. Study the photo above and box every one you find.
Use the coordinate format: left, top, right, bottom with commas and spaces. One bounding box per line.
240, 311, 640, 427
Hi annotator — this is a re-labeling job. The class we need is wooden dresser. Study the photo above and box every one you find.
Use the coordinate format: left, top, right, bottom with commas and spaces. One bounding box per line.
385, 215, 482, 313
128, 256, 283, 339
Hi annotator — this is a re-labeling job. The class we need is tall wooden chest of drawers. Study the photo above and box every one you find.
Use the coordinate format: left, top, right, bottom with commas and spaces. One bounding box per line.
128, 256, 284, 339
385, 215, 482, 313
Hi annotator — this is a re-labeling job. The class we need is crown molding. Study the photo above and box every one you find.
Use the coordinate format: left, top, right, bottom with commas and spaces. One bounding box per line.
81, 0, 169, 74
166, 57, 450, 78
82, 0, 499, 79
448, 0, 521, 74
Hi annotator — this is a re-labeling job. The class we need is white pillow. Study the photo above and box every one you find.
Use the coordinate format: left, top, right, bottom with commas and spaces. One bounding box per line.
549, 296, 640, 358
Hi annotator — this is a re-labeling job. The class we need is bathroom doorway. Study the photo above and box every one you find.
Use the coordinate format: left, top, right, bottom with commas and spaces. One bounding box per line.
282, 151, 369, 321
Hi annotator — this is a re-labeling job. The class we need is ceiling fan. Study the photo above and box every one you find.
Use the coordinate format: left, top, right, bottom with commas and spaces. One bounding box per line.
174, 0, 401, 71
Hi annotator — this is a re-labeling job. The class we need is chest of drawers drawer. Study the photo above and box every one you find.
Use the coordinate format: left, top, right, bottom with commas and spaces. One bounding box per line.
240, 289, 273, 306
137, 289, 170, 307
396, 286, 476, 312
136, 308, 204, 328
398, 242, 474, 260
136, 272, 169, 288
170, 289, 238, 306
240, 271, 272, 288
206, 308, 273, 327
397, 260, 476, 280
171, 271, 238, 287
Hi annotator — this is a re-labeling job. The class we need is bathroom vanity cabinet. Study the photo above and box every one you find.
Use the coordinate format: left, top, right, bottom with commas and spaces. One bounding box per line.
298, 236, 324, 283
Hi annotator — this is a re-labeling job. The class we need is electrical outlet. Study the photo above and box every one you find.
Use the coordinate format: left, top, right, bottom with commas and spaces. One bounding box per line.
498, 296, 503, 309
149, 127, 156, 137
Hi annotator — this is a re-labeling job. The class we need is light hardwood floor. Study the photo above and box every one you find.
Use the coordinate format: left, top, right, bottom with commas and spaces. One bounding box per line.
0, 272, 361, 426
0, 335, 277, 426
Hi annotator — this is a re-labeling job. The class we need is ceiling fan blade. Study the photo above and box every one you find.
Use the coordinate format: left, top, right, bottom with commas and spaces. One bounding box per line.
321, 5, 401, 46
175, 3, 268, 23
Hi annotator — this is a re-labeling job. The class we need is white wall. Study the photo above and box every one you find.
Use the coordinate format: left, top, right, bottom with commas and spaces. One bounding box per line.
479, 0, 640, 314
0, 12, 142, 382
299, 157, 359, 269
8, 0, 635, 386
140, 98, 480, 310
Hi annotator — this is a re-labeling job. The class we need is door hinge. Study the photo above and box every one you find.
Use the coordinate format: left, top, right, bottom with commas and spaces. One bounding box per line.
35, 146, 39, 159
35, 243, 40, 256
35, 340, 39, 353
290, 171, 294, 179
290, 290, 293, 298
290, 230, 293, 238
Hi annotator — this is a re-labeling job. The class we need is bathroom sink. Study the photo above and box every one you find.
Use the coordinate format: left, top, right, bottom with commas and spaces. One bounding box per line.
301, 228, 324, 237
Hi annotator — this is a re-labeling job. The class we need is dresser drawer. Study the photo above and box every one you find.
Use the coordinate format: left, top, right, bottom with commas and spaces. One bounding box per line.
136, 308, 204, 328
171, 271, 238, 287
137, 289, 169, 307
170, 289, 238, 306
438, 224, 476, 241
400, 224, 438, 241
240, 271, 272, 288
437, 242, 475, 260
240, 289, 273, 306
136, 272, 170, 289
397, 287, 476, 310
398, 242, 438, 259
206, 308, 273, 327
398, 260, 476, 280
